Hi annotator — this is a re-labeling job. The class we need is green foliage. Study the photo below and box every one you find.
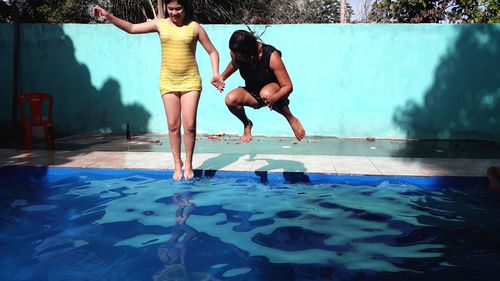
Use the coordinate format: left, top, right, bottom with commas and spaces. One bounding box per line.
304, 0, 341, 23
0, 0, 354, 24
0, 1, 13, 22
105, 0, 155, 23
1, 0, 100, 23
369, 0, 500, 23
222, 0, 352, 24
104, 0, 353, 24
2, 0, 496, 24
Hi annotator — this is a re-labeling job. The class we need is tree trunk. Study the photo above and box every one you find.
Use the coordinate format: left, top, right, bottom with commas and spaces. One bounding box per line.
157, 0, 164, 19
340, 0, 347, 23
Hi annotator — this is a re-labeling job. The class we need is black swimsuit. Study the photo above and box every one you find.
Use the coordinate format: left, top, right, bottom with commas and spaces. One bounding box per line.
238, 44, 290, 108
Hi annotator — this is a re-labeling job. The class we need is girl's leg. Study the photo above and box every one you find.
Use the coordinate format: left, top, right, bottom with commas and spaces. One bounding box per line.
225, 88, 260, 142
260, 83, 306, 141
180, 90, 201, 180
162, 93, 183, 181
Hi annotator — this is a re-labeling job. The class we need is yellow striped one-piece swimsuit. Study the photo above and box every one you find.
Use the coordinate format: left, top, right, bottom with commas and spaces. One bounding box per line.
159, 18, 201, 95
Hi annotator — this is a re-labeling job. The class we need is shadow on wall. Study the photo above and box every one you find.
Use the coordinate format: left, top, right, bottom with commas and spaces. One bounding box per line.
19, 24, 151, 135
393, 25, 500, 142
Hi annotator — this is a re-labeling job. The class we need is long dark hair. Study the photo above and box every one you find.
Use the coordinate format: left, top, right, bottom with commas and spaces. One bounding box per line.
164, 0, 194, 22
229, 30, 259, 65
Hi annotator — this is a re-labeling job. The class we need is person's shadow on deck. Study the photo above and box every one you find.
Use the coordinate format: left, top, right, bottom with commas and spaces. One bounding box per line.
194, 153, 310, 183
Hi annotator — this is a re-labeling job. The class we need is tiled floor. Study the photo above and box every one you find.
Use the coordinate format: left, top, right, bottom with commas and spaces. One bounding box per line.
1, 134, 499, 177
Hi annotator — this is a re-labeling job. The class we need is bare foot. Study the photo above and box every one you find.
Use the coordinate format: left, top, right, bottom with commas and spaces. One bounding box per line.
184, 164, 194, 180
173, 160, 183, 181
240, 120, 253, 143
487, 167, 500, 191
289, 117, 305, 141
488, 175, 500, 191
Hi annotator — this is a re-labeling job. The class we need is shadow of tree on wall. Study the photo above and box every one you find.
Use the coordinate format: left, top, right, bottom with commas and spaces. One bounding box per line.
19, 24, 151, 135
392, 25, 500, 161
8, 24, 153, 172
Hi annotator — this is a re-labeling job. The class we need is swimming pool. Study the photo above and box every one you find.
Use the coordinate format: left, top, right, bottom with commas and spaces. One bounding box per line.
1, 166, 499, 281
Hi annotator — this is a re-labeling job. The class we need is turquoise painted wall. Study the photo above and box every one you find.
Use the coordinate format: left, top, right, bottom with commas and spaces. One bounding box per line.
1, 23, 499, 140
0, 25, 13, 130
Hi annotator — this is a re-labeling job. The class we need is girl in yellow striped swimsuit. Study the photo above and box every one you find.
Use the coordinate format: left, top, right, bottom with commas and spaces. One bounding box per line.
94, 1, 224, 181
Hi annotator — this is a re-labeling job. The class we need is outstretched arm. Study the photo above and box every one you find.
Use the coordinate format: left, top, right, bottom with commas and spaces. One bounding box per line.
94, 6, 159, 34
220, 51, 239, 82
195, 23, 224, 92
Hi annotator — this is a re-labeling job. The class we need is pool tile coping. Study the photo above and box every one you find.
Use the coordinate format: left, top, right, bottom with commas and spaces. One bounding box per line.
1, 149, 499, 177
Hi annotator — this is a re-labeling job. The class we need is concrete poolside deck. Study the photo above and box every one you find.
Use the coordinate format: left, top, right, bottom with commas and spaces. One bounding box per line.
1, 134, 500, 177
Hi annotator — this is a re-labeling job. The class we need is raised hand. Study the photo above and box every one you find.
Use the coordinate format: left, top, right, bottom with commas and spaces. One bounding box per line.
93, 6, 110, 20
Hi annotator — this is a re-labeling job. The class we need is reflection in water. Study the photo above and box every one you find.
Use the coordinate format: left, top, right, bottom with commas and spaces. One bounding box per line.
154, 193, 195, 281
154, 192, 223, 281
1, 172, 499, 280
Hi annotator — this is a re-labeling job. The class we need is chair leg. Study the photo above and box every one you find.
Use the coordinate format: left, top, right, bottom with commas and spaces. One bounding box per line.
23, 126, 32, 149
44, 125, 55, 150
49, 129, 55, 150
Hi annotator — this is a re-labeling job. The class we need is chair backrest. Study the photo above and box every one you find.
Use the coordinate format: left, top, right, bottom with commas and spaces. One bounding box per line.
17, 92, 53, 126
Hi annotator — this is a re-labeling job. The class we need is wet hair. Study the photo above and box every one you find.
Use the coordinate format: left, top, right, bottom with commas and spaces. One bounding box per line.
229, 30, 259, 65
164, 0, 193, 22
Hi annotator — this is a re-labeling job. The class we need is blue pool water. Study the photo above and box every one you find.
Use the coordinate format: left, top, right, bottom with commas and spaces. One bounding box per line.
0, 167, 499, 281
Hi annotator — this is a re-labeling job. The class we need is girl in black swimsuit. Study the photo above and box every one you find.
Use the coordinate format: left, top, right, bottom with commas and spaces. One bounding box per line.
217, 30, 306, 143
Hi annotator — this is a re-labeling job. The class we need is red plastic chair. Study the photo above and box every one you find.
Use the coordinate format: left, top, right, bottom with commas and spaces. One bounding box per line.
17, 92, 54, 150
